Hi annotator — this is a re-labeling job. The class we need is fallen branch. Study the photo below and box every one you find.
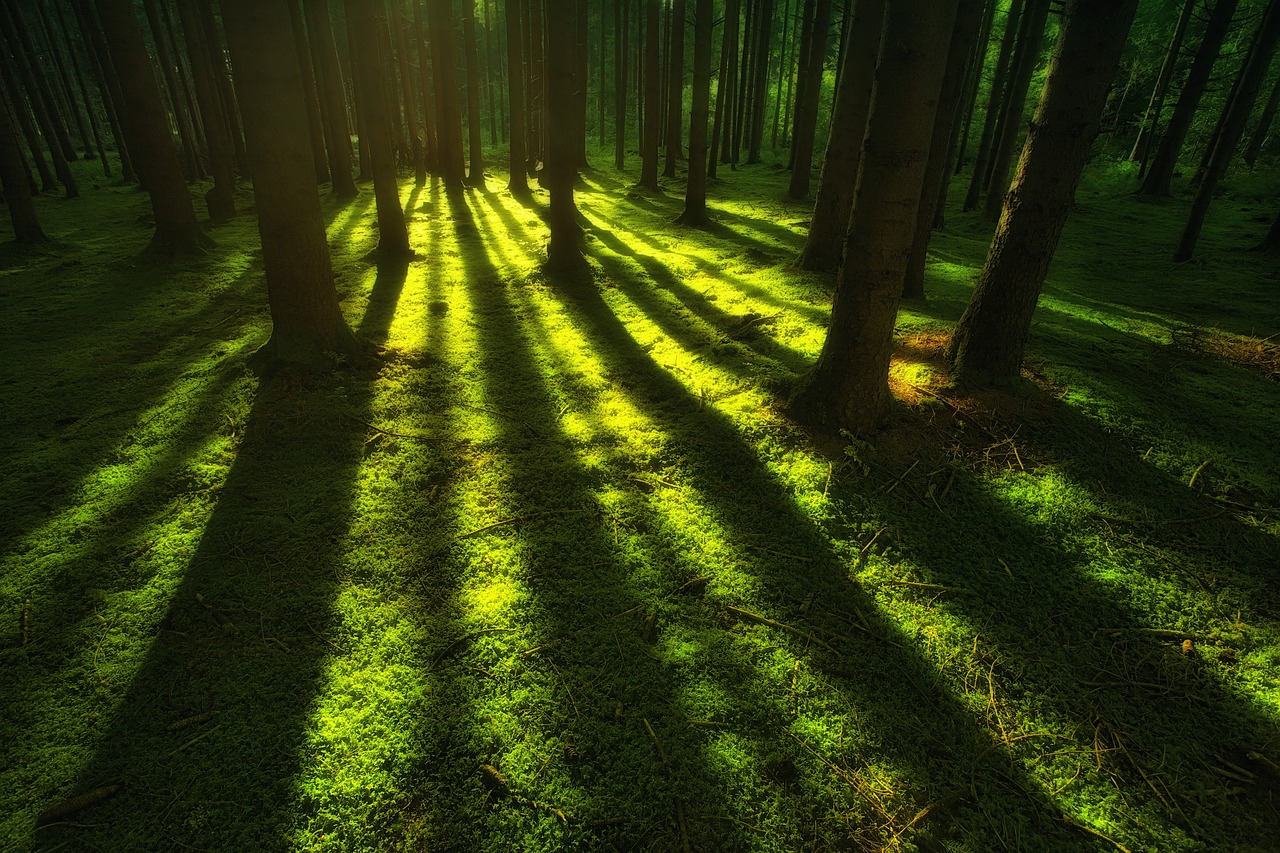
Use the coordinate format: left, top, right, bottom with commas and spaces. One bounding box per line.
36, 784, 121, 826
452, 510, 591, 544
342, 413, 443, 442
1063, 815, 1132, 853
725, 606, 838, 654
644, 719, 691, 853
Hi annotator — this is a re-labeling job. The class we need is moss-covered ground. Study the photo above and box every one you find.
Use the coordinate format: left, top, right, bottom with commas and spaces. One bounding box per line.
1, 151, 1278, 852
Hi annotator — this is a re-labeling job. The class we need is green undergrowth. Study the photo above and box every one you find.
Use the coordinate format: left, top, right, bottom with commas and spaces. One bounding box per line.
1, 152, 1277, 852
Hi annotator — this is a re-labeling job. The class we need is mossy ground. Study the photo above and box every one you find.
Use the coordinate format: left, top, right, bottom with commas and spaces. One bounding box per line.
1, 151, 1278, 852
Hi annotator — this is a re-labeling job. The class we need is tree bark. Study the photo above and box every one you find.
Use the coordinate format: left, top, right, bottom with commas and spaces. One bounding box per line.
663, 0, 685, 177
615, 0, 629, 168
638, 0, 661, 187
953, 0, 995, 175
0, 44, 55, 193
1243, 70, 1280, 167
708, 0, 737, 178
746, 0, 771, 163
414, 0, 438, 174
177, 0, 236, 220
429, 0, 466, 191
52, 0, 111, 176
1137, 0, 1239, 196
506, 0, 529, 194
72, 0, 135, 182
1175, 0, 1280, 261
308, 0, 358, 197
949, 0, 1141, 385
677, 0, 711, 225
463, 0, 485, 182
96, 0, 209, 253
795, 0, 884, 272
0, 83, 48, 242
786, 0, 831, 198
140, 0, 202, 181
545, 0, 584, 272
197, 0, 249, 175
345, 0, 413, 255
287, 0, 331, 183
219, 0, 359, 369
962, 0, 1023, 211
1130, 0, 1195, 172
788, 0, 960, 436
35, 1, 93, 162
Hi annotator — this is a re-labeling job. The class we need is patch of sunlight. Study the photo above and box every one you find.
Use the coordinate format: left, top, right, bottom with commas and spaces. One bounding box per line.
465, 571, 521, 620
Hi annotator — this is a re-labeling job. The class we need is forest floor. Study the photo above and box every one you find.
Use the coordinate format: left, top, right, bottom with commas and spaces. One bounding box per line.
1, 151, 1278, 853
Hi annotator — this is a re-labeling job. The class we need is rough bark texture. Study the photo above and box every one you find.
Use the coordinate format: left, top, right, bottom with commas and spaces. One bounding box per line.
796, 0, 884, 272
287, 0, 330, 183
676, 0, 711, 225
981, 0, 1049, 221
1138, 0, 1239, 196
307, 0, 358, 197
663, 0, 685, 177
788, 0, 960, 436
962, 0, 1024, 211
949, 0, 1140, 385
505, 0, 529, 194
220, 0, 359, 369
0, 84, 48, 242
96, 0, 208, 253
545, 0, 583, 272
1174, 0, 1280, 261
638, 0, 661, 188
141, 0, 201, 181
345, 0, 412, 255
903, 0, 986, 298
429, 0, 466, 191
786, 0, 832, 199
178, 0, 236, 220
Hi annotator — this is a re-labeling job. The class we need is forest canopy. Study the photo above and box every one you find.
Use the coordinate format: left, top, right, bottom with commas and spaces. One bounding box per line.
2, 0, 1279, 850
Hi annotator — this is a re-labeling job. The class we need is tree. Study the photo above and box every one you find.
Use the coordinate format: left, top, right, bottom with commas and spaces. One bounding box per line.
177, 0, 237, 221
219, 0, 359, 368
429, 0, 466, 192
1243, 71, 1280, 167
1174, 0, 1280, 262
463, 0, 485, 183
506, 0, 529, 194
615, 0, 629, 169
1129, 0, 1196, 172
545, 0, 584, 271
963, 0, 1025, 211
676, 0, 711, 226
71, 0, 135, 182
638, 0, 661, 189
786, 0, 833, 199
662, 0, 685, 178
787, 0, 960, 436
795, 0, 885, 272
95, 0, 209, 254
0, 83, 48, 243
1254, 207, 1280, 252
949, 0, 1141, 385
306, 0, 358, 198
344, 0, 412, 256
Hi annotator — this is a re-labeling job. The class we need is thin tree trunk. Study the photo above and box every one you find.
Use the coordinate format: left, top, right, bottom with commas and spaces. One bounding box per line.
288, 0, 331, 183
1131, 0, 1195, 174
141, 0, 202, 180
198, 0, 249, 175
575, 0, 589, 166
638, 0, 660, 187
545, 0, 583, 271
414, 0, 438, 173
677, 0, 711, 225
663, 0, 685, 177
950, 0, 1141, 385
962, 0, 1024, 210
1243, 70, 1280, 167
746, 0, 771, 163
53, 0, 110, 176
35, 1, 93, 160
73, 0, 134, 182
506, 0, 528, 193
718, 0, 739, 164
429, 0, 466, 191
529, 0, 545, 173
177, 0, 236, 220
708, 0, 737, 178
0, 84, 48, 242
485, 0, 498, 145
0, 46, 55, 192
771, 0, 791, 150
615, 0, 628, 168
463, 0, 485, 182
308, 0, 358, 197
600, 0, 608, 147
954, 0, 995, 174
786, 0, 832, 198
160, 0, 205, 155
982, 0, 1050, 221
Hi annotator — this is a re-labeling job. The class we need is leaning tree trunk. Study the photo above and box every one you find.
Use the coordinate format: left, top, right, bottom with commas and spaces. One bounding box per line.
344, 0, 412, 255
0, 84, 48, 243
1138, 0, 1239, 196
95, 0, 209, 253
545, 0, 584, 272
788, 0, 960, 436
0, 45, 56, 193
141, 0, 202, 181
949, 0, 1141, 385
1243, 71, 1280, 167
676, 0, 711, 225
796, 0, 884, 272
786, 0, 832, 199
1130, 0, 1195, 172
1253, 207, 1280, 252
638, 0, 661, 188
307, 0, 358, 197
662, 0, 685, 177
287, 0, 331, 183
72, 0, 135, 182
1174, 0, 1280, 261
902, 0, 986, 299
505, 0, 529, 194
219, 0, 360, 369
52, 0, 110, 176
962, 0, 1024, 211
178, 0, 237, 220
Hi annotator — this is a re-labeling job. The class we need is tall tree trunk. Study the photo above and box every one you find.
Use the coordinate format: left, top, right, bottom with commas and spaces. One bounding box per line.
1138, 0, 1239, 196
677, 0, 711, 224
663, 0, 685, 176
414, 0, 438, 174
795, 0, 884, 272
528, 0, 545, 173
96, 0, 209, 253
0, 46, 55, 192
198, 0, 249, 175
1243, 71, 1280, 167
463, 0, 485, 182
160, 0, 206, 159
638, 0, 660, 187
575, 0, 589, 166
786, 0, 831, 198
615, 0, 628, 168
1175, 0, 1280, 261
954, 0, 995, 174
949, 0, 1141, 385
981, 0, 1050, 221
178, 0, 236, 220
287, 0, 331, 183
903, 0, 986, 299
72, 0, 134, 182
1130, 0, 1195, 171
141, 0, 202, 180
708, 0, 736, 178
0, 84, 48, 242
429, 0, 466, 191
219, 0, 359, 369
545, 0, 583, 271
730, 0, 753, 165
717, 0, 739, 164
506, 0, 528, 193
52, 0, 111, 176
746, 0, 771, 163
788, 0, 960, 436
345, 0, 413, 255
962, 0, 1024, 210
485, 0, 498, 145
35, 1, 93, 161
308, 0, 359, 197
600, 0, 608, 147
771, 0, 791, 150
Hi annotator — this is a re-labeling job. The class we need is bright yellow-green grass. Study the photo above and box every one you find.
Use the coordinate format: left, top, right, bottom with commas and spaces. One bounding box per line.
1, 149, 1277, 853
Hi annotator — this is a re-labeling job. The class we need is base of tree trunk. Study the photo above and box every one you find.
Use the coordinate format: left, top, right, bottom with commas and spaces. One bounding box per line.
248, 324, 369, 374
148, 225, 214, 256
205, 187, 236, 223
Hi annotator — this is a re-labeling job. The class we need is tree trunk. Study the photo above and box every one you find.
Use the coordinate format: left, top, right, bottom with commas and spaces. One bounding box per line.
600, 0, 608, 147
307, 0, 358, 197
463, 0, 485, 182
414, 0, 438, 174
0, 84, 48, 243
545, 0, 583, 272
159, 0, 206, 163
638, 0, 660, 187
35, 1, 93, 162
1138, 0, 1239, 196
903, 0, 985, 299
197, 0, 249, 175
663, 0, 685, 177
795, 0, 884, 272
429, 0, 466, 192
615, 0, 628, 169
788, 0, 960, 436
708, 0, 736, 178
1253, 206, 1280, 252
528, 0, 546, 174
52, 0, 110, 177
1130, 0, 1195, 172
72, 0, 135, 182
96, 0, 209, 253
177, 0, 237, 220
0, 45, 55, 193
677, 0, 711, 225
1243, 70, 1280, 167
949, 0, 1141, 385
219, 0, 359, 369
746, 0, 771, 163
287, 0, 331, 183
962, 0, 1024, 210
717, 0, 738, 164
575, 0, 589, 166
786, 0, 831, 198
140, 0, 202, 181
1175, 0, 1280, 261
954, 0, 995, 175
506, 0, 529, 193
771, 0, 791, 150
981, 0, 1050, 221
345, 0, 413, 255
